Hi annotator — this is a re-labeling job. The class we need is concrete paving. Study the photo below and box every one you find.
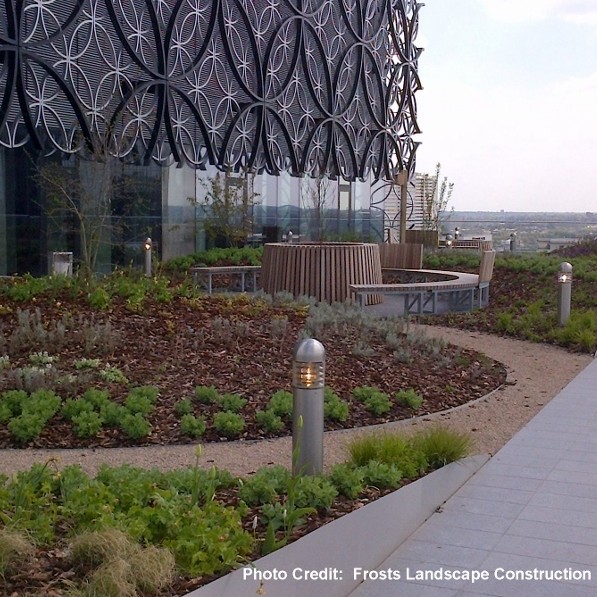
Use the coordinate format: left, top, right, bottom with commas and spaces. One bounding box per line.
348, 356, 597, 597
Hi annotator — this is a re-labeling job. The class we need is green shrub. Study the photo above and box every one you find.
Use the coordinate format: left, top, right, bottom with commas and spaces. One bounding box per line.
329, 463, 365, 499
216, 393, 247, 413
180, 414, 206, 438
124, 393, 155, 416
323, 388, 349, 422
213, 411, 245, 439
27, 389, 61, 420
412, 427, 471, 470
174, 398, 193, 416
81, 388, 111, 409
255, 409, 285, 433
0, 390, 27, 415
100, 402, 126, 427
119, 413, 152, 439
293, 476, 337, 510
87, 286, 111, 310
194, 385, 219, 404
0, 402, 12, 423
74, 358, 102, 370
360, 461, 403, 490
128, 386, 159, 403
121, 387, 158, 418
164, 501, 254, 576
352, 386, 391, 415
72, 411, 105, 438
267, 390, 293, 419
395, 388, 423, 411
238, 465, 290, 506
62, 398, 95, 420
99, 365, 128, 385
8, 413, 46, 442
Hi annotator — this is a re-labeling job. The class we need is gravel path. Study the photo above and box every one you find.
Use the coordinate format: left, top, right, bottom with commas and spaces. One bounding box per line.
0, 326, 592, 478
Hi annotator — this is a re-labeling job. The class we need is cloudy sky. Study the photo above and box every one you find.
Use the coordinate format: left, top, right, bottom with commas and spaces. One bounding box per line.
414, 0, 597, 212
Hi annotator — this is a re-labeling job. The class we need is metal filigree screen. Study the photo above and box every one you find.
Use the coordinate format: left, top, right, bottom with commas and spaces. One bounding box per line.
0, 0, 421, 181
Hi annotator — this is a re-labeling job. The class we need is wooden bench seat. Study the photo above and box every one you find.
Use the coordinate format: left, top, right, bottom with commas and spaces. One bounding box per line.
350, 251, 496, 315
189, 265, 261, 294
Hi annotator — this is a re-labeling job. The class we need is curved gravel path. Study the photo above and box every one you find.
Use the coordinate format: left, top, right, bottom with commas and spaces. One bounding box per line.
0, 326, 592, 478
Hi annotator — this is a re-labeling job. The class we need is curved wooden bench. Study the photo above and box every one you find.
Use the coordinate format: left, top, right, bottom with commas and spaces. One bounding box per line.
350, 251, 496, 315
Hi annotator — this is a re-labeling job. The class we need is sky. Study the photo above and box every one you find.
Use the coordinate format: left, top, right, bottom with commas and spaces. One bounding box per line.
414, 0, 597, 212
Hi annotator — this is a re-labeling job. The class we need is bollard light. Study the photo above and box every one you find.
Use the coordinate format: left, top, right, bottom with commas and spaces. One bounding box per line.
445, 233, 453, 248
557, 262, 572, 326
292, 338, 325, 476
143, 237, 152, 277
287, 230, 293, 244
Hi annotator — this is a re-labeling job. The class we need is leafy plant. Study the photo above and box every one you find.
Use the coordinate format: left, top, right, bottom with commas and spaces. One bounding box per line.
174, 398, 193, 416
329, 463, 365, 499
180, 414, 206, 438
395, 388, 423, 411
194, 385, 219, 405
238, 465, 290, 506
99, 402, 126, 427
8, 413, 46, 443
353, 386, 391, 415
292, 475, 337, 510
86, 286, 111, 310
255, 409, 285, 434
99, 365, 128, 385
267, 390, 293, 419
81, 388, 111, 409
72, 411, 104, 438
359, 461, 403, 490
323, 388, 349, 422
74, 358, 101, 370
216, 392, 247, 413
119, 413, 152, 439
213, 411, 245, 439
124, 393, 155, 416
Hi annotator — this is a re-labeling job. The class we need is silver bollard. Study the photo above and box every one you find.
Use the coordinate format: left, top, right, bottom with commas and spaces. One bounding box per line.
292, 338, 325, 476
557, 262, 572, 326
144, 237, 152, 277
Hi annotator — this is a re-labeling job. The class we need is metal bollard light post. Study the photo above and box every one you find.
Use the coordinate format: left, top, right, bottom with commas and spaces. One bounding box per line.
292, 338, 325, 476
144, 238, 152, 277
557, 262, 573, 326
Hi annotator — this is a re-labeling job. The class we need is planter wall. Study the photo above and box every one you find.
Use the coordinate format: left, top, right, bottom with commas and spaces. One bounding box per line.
261, 243, 383, 305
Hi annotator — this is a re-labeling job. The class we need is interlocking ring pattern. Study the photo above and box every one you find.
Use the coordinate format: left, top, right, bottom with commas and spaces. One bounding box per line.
0, 0, 421, 181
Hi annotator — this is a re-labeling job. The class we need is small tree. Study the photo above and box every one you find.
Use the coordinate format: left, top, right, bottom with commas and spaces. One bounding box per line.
421, 163, 454, 232
32, 133, 139, 278
300, 174, 331, 241
196, 171, 258, 248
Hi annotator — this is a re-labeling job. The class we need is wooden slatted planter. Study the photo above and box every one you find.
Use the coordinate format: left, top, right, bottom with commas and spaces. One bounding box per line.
261, 243, 383, 305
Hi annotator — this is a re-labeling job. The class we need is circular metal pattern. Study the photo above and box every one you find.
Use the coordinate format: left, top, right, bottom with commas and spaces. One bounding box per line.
0, 0, 421, 181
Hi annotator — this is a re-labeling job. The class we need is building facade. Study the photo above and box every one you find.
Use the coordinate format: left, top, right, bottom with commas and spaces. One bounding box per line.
0, 0, 421, 274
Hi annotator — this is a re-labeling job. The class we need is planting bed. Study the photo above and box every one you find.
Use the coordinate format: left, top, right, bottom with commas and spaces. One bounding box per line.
0, 288, 506, 449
